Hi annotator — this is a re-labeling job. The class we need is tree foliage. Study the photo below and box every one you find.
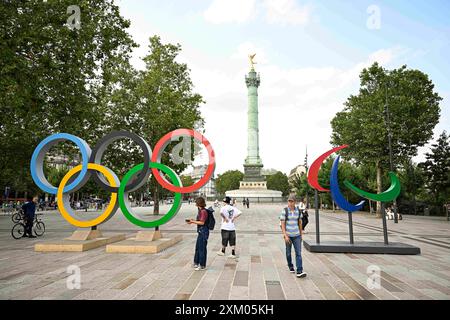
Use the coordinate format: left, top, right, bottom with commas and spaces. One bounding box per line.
0, 1, 205, 212
331, 62, 442, 214
181, 175, 195, 188
396, 158, 426, 215
266, 171, 290, 196
215, 170, 244, 195
419, 131, 450, 212
0, 0, 136, 195
290, 173, 313, 202
102, 35, 205, 213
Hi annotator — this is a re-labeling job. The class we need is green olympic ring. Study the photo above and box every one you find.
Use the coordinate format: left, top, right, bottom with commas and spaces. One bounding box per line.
344, 172, 401, 202
118, 162, 182, 228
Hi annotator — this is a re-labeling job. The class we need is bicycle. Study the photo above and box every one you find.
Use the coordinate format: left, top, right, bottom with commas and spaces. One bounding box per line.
11, 209, 23, 223
11, 213, 46, 239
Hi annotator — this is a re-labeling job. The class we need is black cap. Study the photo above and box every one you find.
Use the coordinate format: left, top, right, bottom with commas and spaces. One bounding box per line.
223, 196, 231, 204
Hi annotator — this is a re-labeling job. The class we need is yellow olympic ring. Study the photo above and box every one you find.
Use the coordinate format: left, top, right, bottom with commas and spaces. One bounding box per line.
57, 163, 118, 228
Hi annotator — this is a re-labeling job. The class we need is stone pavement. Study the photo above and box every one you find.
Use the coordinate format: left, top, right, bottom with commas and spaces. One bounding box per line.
0, 203, 449, 300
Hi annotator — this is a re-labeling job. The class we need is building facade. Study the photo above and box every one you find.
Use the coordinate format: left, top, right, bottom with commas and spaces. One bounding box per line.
187, 165, 217, 199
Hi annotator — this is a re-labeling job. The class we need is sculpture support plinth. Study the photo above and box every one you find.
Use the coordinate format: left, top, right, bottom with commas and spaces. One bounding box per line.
106, 230, 182, 254
303, 240, 421, 255
34, 228, 125, 252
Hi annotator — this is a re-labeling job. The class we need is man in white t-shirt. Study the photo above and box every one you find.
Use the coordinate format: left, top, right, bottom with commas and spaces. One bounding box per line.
217, 196, 242, 258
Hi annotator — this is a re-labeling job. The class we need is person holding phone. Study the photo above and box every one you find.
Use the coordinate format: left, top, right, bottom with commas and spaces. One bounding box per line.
280, 194, 306, 278
187, 197, 209, 271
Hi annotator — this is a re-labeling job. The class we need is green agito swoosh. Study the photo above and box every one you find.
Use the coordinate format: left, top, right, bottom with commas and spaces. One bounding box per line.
344, 172, 401, 202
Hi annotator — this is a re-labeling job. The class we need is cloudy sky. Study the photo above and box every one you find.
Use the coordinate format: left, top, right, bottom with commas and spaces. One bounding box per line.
116, 0, 450, 176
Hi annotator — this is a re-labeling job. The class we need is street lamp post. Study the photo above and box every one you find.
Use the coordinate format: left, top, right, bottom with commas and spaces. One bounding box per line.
384, 82, 399, 223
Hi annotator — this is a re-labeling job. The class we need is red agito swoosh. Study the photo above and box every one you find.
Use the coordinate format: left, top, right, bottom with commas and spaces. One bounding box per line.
307, 145, 348, 192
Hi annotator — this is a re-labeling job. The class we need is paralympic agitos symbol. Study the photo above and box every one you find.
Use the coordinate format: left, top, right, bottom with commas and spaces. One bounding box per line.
30, 129, 215, 229
307, 145, 401, 211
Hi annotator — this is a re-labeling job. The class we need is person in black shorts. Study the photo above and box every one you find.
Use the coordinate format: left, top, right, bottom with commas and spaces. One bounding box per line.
217, 196, 242, 258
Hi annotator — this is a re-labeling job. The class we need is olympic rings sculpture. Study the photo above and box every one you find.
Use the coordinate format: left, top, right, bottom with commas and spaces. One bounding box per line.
30, 129, 215, 228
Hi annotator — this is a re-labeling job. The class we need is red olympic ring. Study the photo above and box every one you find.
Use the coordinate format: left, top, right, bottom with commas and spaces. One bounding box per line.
151, 129, 216, 193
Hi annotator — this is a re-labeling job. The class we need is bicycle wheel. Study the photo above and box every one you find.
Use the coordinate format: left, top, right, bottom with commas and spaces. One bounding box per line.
34, 221, 45, 236
11, 223, 26, 239
11, 212, 21, 223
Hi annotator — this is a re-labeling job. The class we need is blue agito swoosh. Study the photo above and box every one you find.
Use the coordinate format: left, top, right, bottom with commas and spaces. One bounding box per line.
330, 156, 365, 213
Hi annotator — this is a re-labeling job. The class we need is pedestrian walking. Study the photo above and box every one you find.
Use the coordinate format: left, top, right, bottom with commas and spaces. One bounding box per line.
280, 194, 306, 278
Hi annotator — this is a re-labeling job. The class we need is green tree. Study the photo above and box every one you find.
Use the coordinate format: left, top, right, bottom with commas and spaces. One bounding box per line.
0, 0, 136, 196
181, 175, 195, 187
266, 171, 290, 196
331, 63, 442, 215
215, 170, 244, 196
104, 35, 204, 214
290, 173, 314, 204
44, 165, 69, 188
419, 131, 450, 213
180, 175, 194, 200
397, 159, 426, 215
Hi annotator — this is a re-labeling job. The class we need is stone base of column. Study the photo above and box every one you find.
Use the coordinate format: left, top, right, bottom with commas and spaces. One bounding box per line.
226, 188, 283, 203
243, 163, 265, 182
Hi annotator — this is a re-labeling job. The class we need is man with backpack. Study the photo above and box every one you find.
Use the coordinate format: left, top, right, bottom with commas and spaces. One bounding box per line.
280, 194, 307, 278
217, 196, 242, 259
187, 197, 215, 271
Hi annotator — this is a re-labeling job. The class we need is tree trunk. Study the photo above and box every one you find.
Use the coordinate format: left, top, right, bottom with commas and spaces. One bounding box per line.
376, 161, 382, 218
411, 164, 417, 215
153, 186, 160, 215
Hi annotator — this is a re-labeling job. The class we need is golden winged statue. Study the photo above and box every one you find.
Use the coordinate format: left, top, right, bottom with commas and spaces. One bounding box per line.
248, 53, 257, 70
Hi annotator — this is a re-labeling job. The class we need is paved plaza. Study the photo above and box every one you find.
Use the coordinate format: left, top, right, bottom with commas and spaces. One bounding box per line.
0, 203, 449, 300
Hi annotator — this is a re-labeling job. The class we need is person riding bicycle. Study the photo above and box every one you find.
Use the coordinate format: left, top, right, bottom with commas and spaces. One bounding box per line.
21, 196, 38, 238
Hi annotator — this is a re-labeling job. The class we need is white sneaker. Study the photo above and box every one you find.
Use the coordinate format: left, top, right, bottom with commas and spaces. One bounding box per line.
296, 272, 307, 278
217, 251, 225, 256
193, 264, 199, 268
228, 254, 237, 259
195, 266, 206, 271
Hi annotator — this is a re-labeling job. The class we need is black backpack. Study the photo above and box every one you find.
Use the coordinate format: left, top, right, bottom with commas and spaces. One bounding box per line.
205, 206, 216, 230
